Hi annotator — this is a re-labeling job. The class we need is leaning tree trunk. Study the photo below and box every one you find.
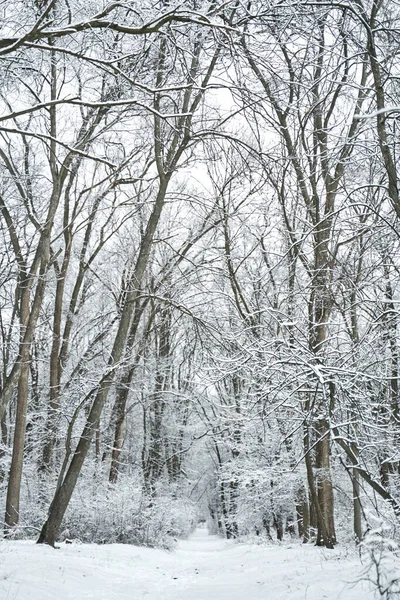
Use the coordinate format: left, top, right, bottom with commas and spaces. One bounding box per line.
37, 176, 171, 546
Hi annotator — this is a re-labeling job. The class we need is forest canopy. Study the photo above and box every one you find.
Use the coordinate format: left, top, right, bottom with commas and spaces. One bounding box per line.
0, 0, 400, 555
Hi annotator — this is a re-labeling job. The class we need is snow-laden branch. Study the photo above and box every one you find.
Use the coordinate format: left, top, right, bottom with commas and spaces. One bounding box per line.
0, 4, 235, 54
0, 125, 117, 168
355, 106, 400, 119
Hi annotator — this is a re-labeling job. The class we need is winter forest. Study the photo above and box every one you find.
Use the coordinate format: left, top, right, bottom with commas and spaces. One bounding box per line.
2, 0, 400, 596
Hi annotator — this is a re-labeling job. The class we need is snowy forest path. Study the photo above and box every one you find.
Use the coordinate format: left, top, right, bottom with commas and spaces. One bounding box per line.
0, 528, 374, 600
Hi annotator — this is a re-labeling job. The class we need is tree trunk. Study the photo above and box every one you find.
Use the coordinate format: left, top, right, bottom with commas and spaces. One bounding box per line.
315, 419, 336, 546
41, 252, 69, 472
109, 382, 130, 484
304, 424, 335, 549
353, 468, 362, 543
4, 360, 29, 532
142, 305, 171, 495
109, 300, 149, 484
4, 276, 31, 533
0, 413, 8, 482
302, 502, 311, 543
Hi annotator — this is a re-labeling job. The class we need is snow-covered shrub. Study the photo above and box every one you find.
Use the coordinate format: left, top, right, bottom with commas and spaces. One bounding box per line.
0, 460, 48, 538
0, 456, 198, 548
235, 464, 297, 539
361, 521, 400, 599
59, 471, 198, 548
210, 446, 299, 541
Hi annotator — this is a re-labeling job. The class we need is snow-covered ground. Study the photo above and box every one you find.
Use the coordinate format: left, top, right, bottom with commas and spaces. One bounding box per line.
0, 528, 375, 600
